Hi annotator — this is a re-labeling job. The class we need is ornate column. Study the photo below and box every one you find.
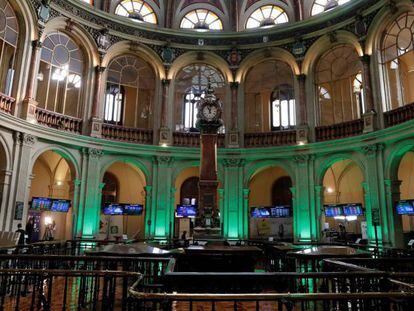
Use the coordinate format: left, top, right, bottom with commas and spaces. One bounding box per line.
144, 185, 153, 238
5, 133, 36, 231
228, 82, 240, 148
222, 159, 245, 239
384, 180, 404, 248
21, 40, 42, 122
296, 74, 309, 144
90, 66, 106, 137
81, 148, 104, 237
242, 188, 250, 239
361, 55, 376, 133
0, 170, 12, 230
293, 155, 313, 242
314, 185, 324, 241
361, 144, 388, 245
71, 179, 82, 238
159, 79, 171, 145
151, 156, 174, 239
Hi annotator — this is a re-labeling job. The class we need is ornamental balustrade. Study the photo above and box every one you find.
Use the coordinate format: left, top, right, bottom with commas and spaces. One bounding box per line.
244, 131, 296, 148
315, 119, 364, 142
173, 132, 225, 148
102, 123, 153, 144
384, 102, 414, 128
0, 92, 15, 115
35, 107, 82, 134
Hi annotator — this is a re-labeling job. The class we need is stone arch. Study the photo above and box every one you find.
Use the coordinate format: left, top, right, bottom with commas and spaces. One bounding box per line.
244, 159, 296, 188
99, 156, 150, 184
384, 139, 414, 182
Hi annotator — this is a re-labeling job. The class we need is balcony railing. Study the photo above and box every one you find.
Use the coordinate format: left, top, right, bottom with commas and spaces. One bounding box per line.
384, 102, 414, 127
35, 107, 82, 134
315, 119, 364, 142
173, 132, 225, 148
102, 123, 153, 144
244, 130, 296, 148
0, 92, 15, 114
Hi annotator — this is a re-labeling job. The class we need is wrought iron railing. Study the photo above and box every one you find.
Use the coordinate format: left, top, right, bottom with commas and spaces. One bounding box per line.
101, 123, 153, 144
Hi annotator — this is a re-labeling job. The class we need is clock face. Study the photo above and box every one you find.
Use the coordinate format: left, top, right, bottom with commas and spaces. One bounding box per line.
202, 105, 218, 121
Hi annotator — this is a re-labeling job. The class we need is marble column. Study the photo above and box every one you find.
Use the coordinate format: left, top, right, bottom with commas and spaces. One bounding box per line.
228, 82, 240, 147
296, 74, 309, 144
159, 79, 171, 145
90, 66, 106, 137
361, 55, 376, 132
384, 179, 404, 248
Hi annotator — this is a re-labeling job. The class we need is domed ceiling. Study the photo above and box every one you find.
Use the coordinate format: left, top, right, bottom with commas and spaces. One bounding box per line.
79, 0, 353, 32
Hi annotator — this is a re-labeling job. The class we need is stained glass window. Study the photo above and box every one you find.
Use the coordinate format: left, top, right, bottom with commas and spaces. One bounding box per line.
180, 9, 223, 31
246, 5, 288, 29
311, 0, 351, 16
115, 0, 157, 24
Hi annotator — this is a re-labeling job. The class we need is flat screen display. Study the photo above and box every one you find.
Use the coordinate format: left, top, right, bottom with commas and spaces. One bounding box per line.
123, 204, 143, 216
396, 200, 414, 215
51, 199, 71, 212
270, 206, 291, 218
343, 204, 364, 216
102, 204, 124, 215
31, 197, 52, 211
251, 207, 271, 218
176, 205, 197, 218
324, 205, 343, 217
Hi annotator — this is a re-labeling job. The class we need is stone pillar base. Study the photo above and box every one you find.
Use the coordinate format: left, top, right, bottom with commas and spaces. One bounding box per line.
363, 111, 376, 133
296, 125, 309, 145
159, 127, 171, 146
227, 130, 239, 148
90, 118, 103, 138
21, 98, 38, 124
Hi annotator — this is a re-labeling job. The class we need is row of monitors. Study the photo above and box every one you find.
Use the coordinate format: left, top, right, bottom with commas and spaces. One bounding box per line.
250, 206, 291, 218
175, 205, 197, 218
102, 204, 144, 216
396, 200, 414, 215
30, 197, 71, 213
324, 204, 364, 217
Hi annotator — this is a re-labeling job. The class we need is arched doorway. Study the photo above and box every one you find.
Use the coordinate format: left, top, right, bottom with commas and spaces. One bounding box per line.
100, 161, 146, 240
248, 166, 293, 241
174, 167, 199, 238
396, 152, 414, 243
29, 150, 76, 241
321, 159, 365, 243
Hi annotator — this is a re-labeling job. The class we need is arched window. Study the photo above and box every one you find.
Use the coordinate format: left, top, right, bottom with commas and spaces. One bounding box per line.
381, 13, 414, 111
311, 0, 351, 16
105, 55, 155, 128
244, 60, 295, 132
0, 0, 19, 96
246, 5, 288, 29
271, 85, 296, 130
115, 0, 157, 24
36, 31, 84, 118
315, 45, 363, 126
174, 64, 225, 132
180, 9, 223, 31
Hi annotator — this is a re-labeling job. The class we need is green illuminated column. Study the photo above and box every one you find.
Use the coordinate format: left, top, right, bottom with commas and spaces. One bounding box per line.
361, 144, 387, 244
150, 156, 174, 239
293, 155, 313, 242
81, 148, 103, 238
70, 179, 81, 238
218, 188, 224, 232
384, 180, 404, 248
144, 185, 153, 238
242, 188, 250, 238
222, 159, 245, 239
75, 148, 88, 237
314, 185, 324, 241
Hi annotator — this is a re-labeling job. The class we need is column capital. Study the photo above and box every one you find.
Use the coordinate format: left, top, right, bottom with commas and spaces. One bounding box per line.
222, 158, 245, 168
230, 81, 239, 89
17, 133, 37, 146
360, 54, 371, 64
296, 73, 307, 81
162, 78, 171, 86
32, 39, 42, 49
88, 148, 104, 159
95, 65, 106, 73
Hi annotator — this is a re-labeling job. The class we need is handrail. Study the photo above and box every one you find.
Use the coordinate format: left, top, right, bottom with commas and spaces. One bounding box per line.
315, 119, 364, 141
0, 92, 15, 114
244, 130, 296, 147
102, 123, 153, 144
0, 268, 140, 278
35, 107, 82, 133
128, 290, 414, 301
384, 102, 414, 127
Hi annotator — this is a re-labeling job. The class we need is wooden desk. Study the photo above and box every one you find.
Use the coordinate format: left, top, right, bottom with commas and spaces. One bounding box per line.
86, 242, 179, 257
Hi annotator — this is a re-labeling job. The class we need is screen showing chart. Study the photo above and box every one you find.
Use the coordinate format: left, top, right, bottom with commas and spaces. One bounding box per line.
396, 201, 414, 215
176, 205, 197, 218
102, 204, 124, 215
51, 200, 71, 212
270, 206, 290, 218
31, 197, 52, 211
324, 205, 343, 217
123, 204, 143, 216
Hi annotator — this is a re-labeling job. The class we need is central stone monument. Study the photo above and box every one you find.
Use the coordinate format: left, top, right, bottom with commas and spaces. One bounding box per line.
194, 81, 223, 238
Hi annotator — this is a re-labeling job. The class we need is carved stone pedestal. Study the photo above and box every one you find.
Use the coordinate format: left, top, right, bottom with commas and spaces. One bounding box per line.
90, 118, 103, 138
363, 111, 376, 133
227, 130, 240, 148
296, 125, 309, 145
21, 98, 38, 124
159, 126, 171, 146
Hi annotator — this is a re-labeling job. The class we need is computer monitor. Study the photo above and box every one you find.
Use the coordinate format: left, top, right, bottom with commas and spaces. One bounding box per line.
343, 204, 364, 216
396, 200, 414, 215
324, 205, 343, 217
123, 204, 143, 216
176, 205, 197, 218
102, 204, 124, 215
31, 197, 52, 211
51, 199, 71, 212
